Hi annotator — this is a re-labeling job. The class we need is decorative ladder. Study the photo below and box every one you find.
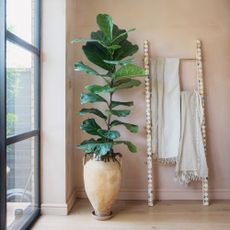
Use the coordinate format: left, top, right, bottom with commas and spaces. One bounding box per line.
143, 40, 209, 207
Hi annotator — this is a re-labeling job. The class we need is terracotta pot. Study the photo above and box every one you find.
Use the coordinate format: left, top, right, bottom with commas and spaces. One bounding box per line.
83, 156, 122, 220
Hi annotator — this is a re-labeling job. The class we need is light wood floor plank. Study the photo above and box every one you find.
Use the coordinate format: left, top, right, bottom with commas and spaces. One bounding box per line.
32, 199, 230, 230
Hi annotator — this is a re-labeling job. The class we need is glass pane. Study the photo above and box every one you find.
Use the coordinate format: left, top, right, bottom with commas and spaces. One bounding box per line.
7, 0, 38, 46
6, 42, 38, 137
6, 137, 39, 228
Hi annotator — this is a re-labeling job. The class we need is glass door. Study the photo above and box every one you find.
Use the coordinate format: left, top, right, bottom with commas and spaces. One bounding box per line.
0, 1, 41, 229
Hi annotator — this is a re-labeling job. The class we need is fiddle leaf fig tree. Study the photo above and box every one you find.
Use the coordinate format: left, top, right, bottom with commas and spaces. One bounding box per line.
73, 14, 145, 160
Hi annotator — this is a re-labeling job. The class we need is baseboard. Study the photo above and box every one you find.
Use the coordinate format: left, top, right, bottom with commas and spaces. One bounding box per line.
66, 189, 76, 213
41, 188, 230, 215
41, 189, 76, 215
41, 203, 68, 215
75, 188, 230, 200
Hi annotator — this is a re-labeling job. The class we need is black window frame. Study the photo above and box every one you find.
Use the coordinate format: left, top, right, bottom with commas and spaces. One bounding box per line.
0, 0, 41, 229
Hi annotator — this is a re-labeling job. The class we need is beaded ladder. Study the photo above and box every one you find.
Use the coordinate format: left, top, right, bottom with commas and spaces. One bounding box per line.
143, 40, 209, 207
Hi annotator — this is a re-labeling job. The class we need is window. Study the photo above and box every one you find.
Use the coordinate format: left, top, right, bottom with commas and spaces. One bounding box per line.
0, 1, 40, 229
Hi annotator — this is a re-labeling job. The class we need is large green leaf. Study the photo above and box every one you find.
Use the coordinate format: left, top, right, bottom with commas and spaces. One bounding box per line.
112, 28, 135, 45
83, 42, 113, 71
114, 140, 137, 153
85, 84, 112, 94
103, 58, 133, 65
96, 14, 113, 41
74, 61, 99, 75
107, 45, 121, 51
111, 101, 134, 108
113, 79, 141, 91
110, 120, 138, 133
72, 38, 99, 43
72, 37, 120, 51
112, 25, 127, 44
113, 78, 130, 86
91, 30, 107, 44
80, 118, 101, 135
80, 93, 107, 104
115, 64, 145, 79
97, 129, 120, 140
79, 108, 107, 120
107, 109, 130, 117
114, 40, 138, 60
111, 25, 135, 45
78, 139, 113, 156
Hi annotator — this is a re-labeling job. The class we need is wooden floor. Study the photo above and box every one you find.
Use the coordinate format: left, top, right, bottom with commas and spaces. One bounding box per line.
32, 199, 230, 230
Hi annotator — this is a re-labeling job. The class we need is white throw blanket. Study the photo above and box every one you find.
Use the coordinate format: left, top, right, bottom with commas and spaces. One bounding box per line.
151, 58, 180, 164
175, 90, 208, 184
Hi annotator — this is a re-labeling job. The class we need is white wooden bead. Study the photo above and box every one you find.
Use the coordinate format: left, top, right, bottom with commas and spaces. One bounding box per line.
148, 164, 152, 169
145, 70, 149, 75
196, 40, 201, 47
148, 166, 152, 171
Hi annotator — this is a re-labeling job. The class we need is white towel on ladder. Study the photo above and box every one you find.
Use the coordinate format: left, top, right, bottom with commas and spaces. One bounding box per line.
175, 90, 208, 184
151, 58, 181, 164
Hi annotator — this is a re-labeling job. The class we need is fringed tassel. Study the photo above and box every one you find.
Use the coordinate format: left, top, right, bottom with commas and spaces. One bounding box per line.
158, 157, 177, 165
175, 170, 204, 185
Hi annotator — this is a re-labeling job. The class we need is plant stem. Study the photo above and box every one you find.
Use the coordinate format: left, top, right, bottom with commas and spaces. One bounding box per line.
107, 66, 115, 131
107, 91, 113, 130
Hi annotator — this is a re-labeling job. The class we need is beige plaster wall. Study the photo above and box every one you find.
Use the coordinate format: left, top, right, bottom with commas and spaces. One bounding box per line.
73, 0, 230, 200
